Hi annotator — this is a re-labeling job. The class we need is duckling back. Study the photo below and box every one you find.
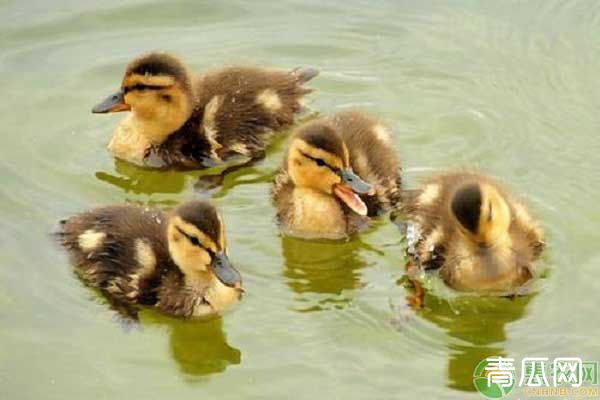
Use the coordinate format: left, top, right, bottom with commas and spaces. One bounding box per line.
158, 65, 318, 168
58, 205, 171, 313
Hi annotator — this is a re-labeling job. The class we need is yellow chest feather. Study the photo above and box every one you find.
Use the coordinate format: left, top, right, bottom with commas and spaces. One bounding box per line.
290, 188, 347, 239
107, 115, 152, 166
186, 273, 240, 317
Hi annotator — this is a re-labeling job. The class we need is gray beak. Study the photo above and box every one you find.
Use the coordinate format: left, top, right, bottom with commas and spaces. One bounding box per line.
92, 88, 130, 113
211, 252, 242, 288
340, 168, 375, 195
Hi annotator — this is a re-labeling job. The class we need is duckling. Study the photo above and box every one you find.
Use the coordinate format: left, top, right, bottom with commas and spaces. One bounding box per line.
401, 171, 545, 293
58, 200, 242, 319
273, 110, 402, 239
93, 51, 318, 170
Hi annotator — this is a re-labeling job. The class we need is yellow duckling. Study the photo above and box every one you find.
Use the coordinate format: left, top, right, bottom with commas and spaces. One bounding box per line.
401, 172, 545, 293
273, 111, 402, 239
93, 51, 318, 169
58, 200, 242, 319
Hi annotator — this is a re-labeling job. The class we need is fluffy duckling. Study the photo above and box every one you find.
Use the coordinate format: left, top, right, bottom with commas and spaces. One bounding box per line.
93, 52, 318, 169
401, 172, 545, 293
273, 111, 402, 239
58, 200, 242, 319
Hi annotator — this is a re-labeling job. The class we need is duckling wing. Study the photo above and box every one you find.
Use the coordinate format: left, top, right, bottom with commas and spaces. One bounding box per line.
59, 205, 170, 307
290, 67, 319, 84
194, 66, 318, 160
272, 168, 295, 227
330, 111, 402, 213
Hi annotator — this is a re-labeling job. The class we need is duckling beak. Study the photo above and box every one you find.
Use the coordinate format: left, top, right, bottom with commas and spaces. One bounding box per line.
340, 169, 375, 195
333, 169, 374, 216
211, 252, 242, 288
92, 88, 130, 113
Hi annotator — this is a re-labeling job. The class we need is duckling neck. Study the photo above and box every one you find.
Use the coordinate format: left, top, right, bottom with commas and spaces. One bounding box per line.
183, 270, 212, 290
290, 187, 347, 238
184, 272, 240, 316
108, 114, 152, 165
469, 230, 512, 251
132, 111, 186, 145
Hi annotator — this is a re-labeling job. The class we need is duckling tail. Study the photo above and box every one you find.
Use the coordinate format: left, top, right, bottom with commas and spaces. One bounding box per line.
291, 67, 319, 83
50, 218, 68, 237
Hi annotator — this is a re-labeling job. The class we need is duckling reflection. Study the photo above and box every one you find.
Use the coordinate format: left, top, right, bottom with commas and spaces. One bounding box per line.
419, 291, 534, 392
142, 313, 241, 377
95, 159, 187, 195
281, 235, 368, 312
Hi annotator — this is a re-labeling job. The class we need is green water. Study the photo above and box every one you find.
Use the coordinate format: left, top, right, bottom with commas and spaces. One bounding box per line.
1, 1, 599, 398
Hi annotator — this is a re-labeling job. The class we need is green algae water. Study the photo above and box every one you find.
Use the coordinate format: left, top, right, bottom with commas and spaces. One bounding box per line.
1, 1, 599, 398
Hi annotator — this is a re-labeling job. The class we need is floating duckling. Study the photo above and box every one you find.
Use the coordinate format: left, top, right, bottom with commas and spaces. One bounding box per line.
93, 51, 318, 170
401, 171, 545, 293
58, 200, 242, 319
273, 111, 402, 239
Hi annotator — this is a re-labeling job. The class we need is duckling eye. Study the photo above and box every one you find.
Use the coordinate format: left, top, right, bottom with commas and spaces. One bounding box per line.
175, 226, 205, 248
161, 94, 172, 102
125, 84, 164, 93
299, 150, 333, 170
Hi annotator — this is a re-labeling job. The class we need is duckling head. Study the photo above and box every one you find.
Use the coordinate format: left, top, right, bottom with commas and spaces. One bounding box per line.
167, 201, 242, 289
287, 121, 375, 216
93, 52, 195, 144
450, 182, 511, 247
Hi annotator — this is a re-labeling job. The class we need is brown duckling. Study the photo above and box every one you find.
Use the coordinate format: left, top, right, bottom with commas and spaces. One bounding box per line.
273, 111, 402, 239
58, 200, 242, 319
401, 171, 545, 293
93, 51, 318, 170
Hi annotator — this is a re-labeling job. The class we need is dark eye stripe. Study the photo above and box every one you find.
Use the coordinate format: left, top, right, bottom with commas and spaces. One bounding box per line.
175, 226, 215, 255
298, 150, 337, 172
124, 84, 168, 93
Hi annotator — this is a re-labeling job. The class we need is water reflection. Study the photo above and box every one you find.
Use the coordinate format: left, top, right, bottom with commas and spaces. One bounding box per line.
420, 293, 534, 391
281, 235, 368, 312
142, 313, 241, 377
95, 159, 188, 195
95, 158, 276, 198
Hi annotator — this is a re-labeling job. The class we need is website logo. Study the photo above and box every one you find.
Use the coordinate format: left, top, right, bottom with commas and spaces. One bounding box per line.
473, 357, 516, 399
474, 356, 599, 398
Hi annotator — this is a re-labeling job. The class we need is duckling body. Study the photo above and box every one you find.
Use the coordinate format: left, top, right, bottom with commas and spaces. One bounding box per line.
94, 52, 318, 169
58, 201, 242, 319
402, 172, 544, 293
273, 111, 402, 239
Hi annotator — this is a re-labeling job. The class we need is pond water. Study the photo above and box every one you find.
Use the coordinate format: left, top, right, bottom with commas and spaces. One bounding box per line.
1, 1, 599, 398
